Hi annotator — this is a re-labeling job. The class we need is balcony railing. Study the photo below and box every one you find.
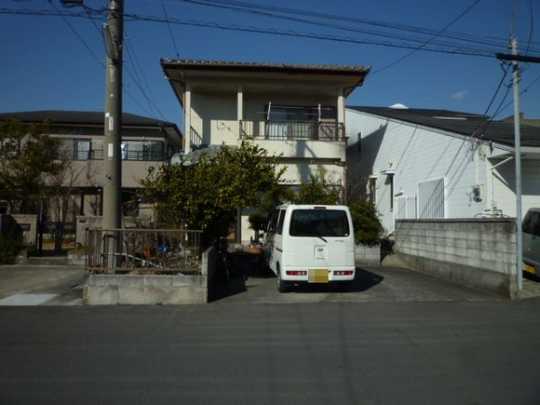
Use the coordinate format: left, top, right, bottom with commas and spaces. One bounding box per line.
240, 120, 345, 141
190, 126, 203, 149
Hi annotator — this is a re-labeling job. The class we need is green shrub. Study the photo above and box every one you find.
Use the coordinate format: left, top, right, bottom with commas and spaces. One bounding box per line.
349, 200, 383, 246
0, 215, 24, 264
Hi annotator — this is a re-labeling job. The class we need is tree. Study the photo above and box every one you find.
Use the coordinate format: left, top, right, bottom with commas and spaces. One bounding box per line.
349, 199, 383, 246
0, 119, 65, 213
293, 170, 341, 205
142, 141, 285, 245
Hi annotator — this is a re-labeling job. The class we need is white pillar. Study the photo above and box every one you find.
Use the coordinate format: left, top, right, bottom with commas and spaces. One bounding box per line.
184, 85, 191, 154
237, 87, 243, 121
337, 89, 345, 124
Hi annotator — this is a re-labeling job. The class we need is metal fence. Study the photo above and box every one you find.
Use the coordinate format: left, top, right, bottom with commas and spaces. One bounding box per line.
86, 228, 202, 274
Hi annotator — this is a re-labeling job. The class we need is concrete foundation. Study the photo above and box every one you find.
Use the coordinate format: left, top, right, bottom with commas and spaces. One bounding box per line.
84, 273, 208, 305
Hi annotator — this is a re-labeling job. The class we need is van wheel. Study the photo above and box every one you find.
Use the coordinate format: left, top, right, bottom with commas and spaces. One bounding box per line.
277, 266, 288, 293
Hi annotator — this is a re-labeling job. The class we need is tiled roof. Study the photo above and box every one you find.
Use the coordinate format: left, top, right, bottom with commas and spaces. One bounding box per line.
0, 110, 178, 129
348, 106, 540, 148
161, 58, 369, 74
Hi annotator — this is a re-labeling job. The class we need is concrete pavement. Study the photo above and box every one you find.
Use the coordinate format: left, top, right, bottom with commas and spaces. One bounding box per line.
216, 266, 500, 304
0, 263, 86, 305
1, 300, 540, 404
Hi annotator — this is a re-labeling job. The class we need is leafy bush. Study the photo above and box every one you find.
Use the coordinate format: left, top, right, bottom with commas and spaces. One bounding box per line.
293, 172, 341, 205
349, 200, 383, 246
0, 215, 24, 264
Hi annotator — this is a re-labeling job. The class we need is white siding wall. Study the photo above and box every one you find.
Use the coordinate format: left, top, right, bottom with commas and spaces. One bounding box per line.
346, 110, 489, 233
491, 159, 540, 218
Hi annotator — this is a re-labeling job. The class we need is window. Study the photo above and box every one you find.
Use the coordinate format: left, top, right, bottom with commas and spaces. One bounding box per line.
121, 141, 165, 161
267, 210, 278, 233
265, 105, 336, 122
368, 177, 377, 205
289, 209, 349, 237
73, 139, 91, 160
276, 210, 285, 235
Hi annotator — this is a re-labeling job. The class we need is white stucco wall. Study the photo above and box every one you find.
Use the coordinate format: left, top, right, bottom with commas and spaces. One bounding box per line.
189, 90, 346, 186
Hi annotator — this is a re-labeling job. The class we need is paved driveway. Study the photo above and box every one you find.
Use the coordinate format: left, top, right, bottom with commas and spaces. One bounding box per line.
215, 265, 500, 304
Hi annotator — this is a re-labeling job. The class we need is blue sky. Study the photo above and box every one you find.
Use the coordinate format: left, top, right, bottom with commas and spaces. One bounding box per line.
1, 0, 539, 128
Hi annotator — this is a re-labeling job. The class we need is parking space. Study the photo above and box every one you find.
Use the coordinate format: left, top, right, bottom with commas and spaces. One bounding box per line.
214, 265, 501, 304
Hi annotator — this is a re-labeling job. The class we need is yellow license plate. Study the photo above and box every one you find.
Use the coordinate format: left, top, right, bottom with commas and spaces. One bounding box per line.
309, 269, 329, 283
524, 263, 536, 274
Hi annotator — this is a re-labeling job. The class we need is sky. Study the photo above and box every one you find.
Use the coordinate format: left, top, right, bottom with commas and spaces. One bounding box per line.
1, 0, 539, 129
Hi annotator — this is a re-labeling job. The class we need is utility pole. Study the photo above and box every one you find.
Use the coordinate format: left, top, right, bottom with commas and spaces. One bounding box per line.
102, 0, 124, 269
511, 36, 523, 292
495, 41, 540, 292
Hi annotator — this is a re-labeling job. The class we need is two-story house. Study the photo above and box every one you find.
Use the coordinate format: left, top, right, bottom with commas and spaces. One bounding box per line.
0, 110, 182, 224
161, 59, 369, 241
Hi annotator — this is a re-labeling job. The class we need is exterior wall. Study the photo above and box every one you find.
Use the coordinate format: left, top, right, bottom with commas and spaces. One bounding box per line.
490, 158, 540, 218
347, 110, 492, 233
346, 109, 540, 233
190, 91, 345, 186
394, 219, 517, 296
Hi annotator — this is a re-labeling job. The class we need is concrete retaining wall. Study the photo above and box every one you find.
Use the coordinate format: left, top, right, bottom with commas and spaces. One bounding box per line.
355, 244, 380, 266
395, 219, 517, 297
84, 246, 217, 305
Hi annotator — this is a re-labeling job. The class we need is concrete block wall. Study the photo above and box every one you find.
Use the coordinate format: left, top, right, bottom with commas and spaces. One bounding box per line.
11, 214, 38, 247
395, 219, 517, 296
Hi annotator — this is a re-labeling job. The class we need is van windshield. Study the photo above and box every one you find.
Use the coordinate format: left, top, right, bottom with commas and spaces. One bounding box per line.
289, 209, 350, 237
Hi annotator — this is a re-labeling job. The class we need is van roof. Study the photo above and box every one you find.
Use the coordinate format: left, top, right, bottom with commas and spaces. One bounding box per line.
276, 204, 349, 210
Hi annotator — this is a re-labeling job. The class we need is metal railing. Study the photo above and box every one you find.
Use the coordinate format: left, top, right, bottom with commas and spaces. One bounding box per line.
240, 120, 345, 141
85, 228, 202, 274
190, 126, 203, 149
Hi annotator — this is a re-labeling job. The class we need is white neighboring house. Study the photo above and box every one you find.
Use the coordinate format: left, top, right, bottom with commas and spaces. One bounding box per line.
346, 106, 540, 234
161, 59, 370, 241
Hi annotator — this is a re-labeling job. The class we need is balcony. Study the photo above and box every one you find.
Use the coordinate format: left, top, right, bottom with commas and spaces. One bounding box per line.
240, 120, 345, 142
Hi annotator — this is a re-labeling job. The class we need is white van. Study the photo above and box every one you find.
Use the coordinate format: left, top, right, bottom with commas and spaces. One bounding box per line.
523, 208, 540, 276
264, 204, 355, 292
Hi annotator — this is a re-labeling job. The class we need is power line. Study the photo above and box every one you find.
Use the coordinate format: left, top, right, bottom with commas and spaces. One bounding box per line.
174, 0, 540, 50
47, 3, 154, 117
124, 12, 496, 58
525, 0, 534, 56
161, 0, 180, 58
175, 0, 505, 56
373, 0, 480, 74
0, 7, 510, 58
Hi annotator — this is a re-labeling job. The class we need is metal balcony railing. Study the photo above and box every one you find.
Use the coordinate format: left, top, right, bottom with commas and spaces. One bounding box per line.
190, 126, 203, 149
240, 120, 345, 141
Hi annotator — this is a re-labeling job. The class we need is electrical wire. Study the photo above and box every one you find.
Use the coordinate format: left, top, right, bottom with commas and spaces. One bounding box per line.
373, 0, 481, 74
175, 0, 540, 50
0, 7, 509, 58
174, 0, 504, 56
161, 0, 180, 58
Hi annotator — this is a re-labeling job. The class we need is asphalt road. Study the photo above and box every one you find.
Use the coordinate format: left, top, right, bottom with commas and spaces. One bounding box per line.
2, 300, 540, 404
